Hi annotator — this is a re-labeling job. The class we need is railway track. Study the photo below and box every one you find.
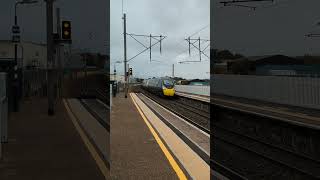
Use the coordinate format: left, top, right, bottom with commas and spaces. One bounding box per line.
212, 103, 320, 180
80, 98, 109, 131
95, 88, 108, 105
141, 89, 210, 133
136, 92, 210, 165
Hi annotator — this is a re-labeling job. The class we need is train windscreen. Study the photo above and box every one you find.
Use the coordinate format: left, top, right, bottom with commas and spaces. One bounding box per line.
163, 79, 174, 88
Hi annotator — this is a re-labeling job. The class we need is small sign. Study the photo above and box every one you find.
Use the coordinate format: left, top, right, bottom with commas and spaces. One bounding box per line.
12, 35, 20, 43
12, 25, 20, 34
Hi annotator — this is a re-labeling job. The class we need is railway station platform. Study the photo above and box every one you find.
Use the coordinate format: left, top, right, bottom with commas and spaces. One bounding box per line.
110, 93, 180, 179
212, 94, 320, 127
0, 98, 108, 180
175, 91, 210, 103
111, 92, 209, 179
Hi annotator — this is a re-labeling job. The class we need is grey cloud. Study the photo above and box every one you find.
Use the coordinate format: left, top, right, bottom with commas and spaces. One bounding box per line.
111, 0, 210, 79
213, 0, 320, 56
0, 0, 107, 54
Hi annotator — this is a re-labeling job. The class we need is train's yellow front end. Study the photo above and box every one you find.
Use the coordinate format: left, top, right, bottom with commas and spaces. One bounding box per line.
163, 88, 175, 96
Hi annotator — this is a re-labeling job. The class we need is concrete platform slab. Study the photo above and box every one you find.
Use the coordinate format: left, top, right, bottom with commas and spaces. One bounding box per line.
0, 98, 105, 180
132, 93, 209, 179
110, 93, 178, 179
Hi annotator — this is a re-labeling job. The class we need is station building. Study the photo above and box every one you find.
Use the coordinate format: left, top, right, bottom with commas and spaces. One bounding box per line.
0, 40, 107, 70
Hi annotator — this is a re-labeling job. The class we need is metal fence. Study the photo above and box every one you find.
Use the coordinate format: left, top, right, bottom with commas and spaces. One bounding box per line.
213, 74, 320, 110
23, 69, 47, 97
175, 85, 210, 96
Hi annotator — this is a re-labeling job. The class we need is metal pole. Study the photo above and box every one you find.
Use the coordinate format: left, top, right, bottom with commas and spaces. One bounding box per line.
123, 13, 127, 98
85, 54, 87, 96
56, 7, 62, 98
127, 63, 129, 94
114, 64, 116, 81
19, 45, 24, 99
199, 37, 201, 61
160, 35, 162, 54
188, 37, 191, 56
149, 34, 151, 62
172, 64, 174, 78
46, 0, 54, 115
13, 3, 19, 112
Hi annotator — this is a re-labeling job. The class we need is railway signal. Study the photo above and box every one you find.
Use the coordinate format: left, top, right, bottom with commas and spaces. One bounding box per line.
62, 21, 71, 40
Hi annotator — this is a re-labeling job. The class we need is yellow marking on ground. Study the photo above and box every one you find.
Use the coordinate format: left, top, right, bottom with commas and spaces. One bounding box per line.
63, 99, 109, 179
130, 93, 187, 180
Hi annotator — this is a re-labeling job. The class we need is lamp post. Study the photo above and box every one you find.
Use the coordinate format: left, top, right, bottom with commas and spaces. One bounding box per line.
113, 61, 122, 81
111, 61, 122, 97
14, 0, 38, 64
13, 0, 38, 112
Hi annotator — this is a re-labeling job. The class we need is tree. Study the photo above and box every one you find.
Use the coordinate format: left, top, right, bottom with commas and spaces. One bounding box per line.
214, 49, 245, 60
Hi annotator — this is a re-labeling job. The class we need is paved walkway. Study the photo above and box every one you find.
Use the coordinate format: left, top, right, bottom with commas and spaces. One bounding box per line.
110, 93, 178, 179
0, 98, 106, 180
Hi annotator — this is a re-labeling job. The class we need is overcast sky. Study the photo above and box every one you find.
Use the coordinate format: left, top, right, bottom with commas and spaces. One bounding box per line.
0, 0, 108, 54
111, 0, 210, 79
213, 0, 320, 57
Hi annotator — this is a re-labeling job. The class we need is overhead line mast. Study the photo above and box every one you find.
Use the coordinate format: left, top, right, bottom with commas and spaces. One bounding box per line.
122, 13, 166, 98
220, 0, 274, 10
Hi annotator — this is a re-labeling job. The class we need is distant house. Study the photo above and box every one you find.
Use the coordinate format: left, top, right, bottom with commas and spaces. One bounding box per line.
250, 55, 320, 76
213, 62, 228, 74
189, 79, 209, 86
176, 80, 189, 85
176, 79, 209, 86
64, 50, 107, 70
110, 74, 125, 82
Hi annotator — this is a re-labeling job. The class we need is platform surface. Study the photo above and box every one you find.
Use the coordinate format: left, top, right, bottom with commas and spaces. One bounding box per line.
212, 94, 320, 128
0, 98, 106, 180
133, 93, 209, 179
65, 98, 109, 170
110, 93, 179, 179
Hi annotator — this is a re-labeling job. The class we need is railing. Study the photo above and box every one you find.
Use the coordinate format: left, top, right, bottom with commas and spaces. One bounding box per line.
213, 74, 320, 110
23, 69, 47, 97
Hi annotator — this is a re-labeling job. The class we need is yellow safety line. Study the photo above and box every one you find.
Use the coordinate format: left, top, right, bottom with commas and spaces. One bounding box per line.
130, 93, 188, 180
62, 99, 109, 179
